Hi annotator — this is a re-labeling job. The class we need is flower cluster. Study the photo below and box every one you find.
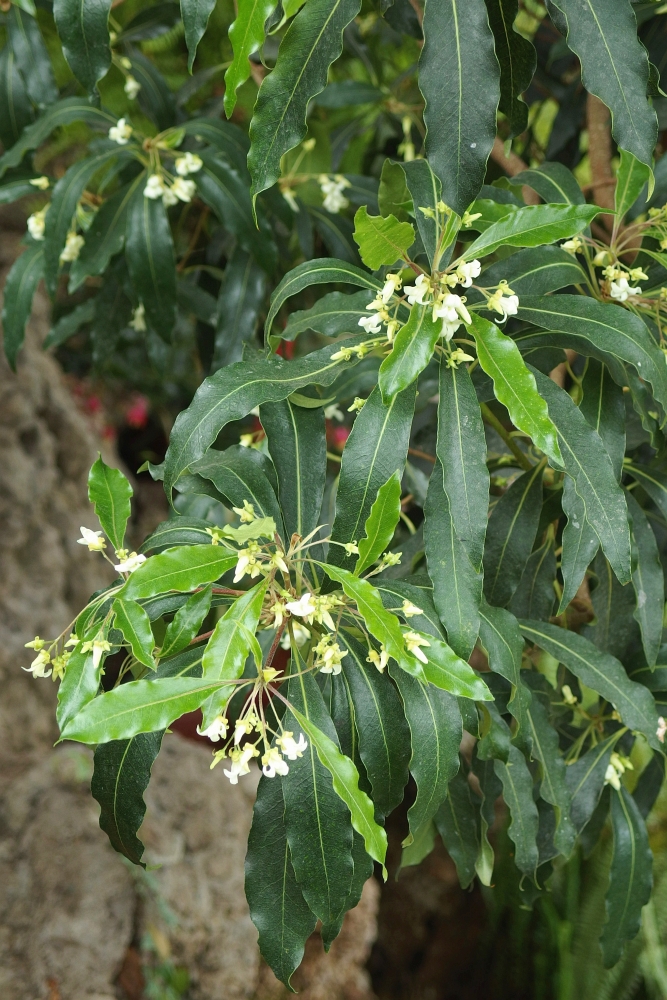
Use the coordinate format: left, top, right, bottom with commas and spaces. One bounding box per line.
145, 173, 196, 206
602, 263, 647, 302
319, 174, 351, 213
603, 751, 634, 791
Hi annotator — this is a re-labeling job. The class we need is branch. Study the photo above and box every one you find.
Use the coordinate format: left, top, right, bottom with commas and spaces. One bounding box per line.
586, 94, 615, 233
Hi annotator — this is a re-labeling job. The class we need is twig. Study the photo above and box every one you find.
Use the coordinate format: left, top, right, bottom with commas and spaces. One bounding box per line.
587, 94, 615, 234
480, 403, 534, 471
408, 446, 436, 463
264, 620, 286, 672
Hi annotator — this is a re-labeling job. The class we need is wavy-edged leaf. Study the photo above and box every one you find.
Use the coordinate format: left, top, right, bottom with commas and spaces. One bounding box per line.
468, 245, 585, 301
485, 0, 536, 136
352, 205, 415, 270
113, 597, 155, 669
128, 50, 176, 132
164, 337, 365, 499
565, 735, 617, 832
192, 445, 284, 537
125, 177, 176, 340
468, 314, 561, 465
532, 370, 631, 585
43, 300, 95, 349
478, 603, 532, 749
91, 731, 163, 867
329, 383, 415, 570
525, 691, 576, 856
585, 548, 638, 664
422, 634, 492, 701
224, 0, 278, 116
282, 289, 375, 343
419, 0, 500, 215
559, 477, 599, 613
247, 0, 362, 199
626, 492, 664, 668
519, 620, 662, 749
245, 774, 317, 989
213, 249, 267, 370
579, 358, 626, 481
379, 304, 440, 403
505, 161, 584, 204
464, 204, 600, 259
471, 751, 502, 885
510, 533, 557, 621
7, 6, 58, 109
615, 149, 652, 221
434, 764, 480, 889
601, 787, 653, 967
121, 546, 237, 600
69, 176, 143, 291
355, 470, 402, 576
549, 0, 657, 167
53, 0, 112, 94
424, 461, 482, 659
400, 159, 444, 265
1, 241, 44, 369
0, 46, 34, 150
483, 464, 544, 608
160, 585, 212, 659
141, 517, 216, 552
88, 454, 133, 551
56, 647, 99, 731
181, 0, 217, 70
494, 744, 539, 876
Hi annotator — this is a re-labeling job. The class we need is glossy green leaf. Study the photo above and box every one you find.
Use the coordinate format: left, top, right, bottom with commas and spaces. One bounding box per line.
434, 764, 480, 889
579, 358, 626, 481
7, 6, 58, 109
53, 0, 112, 94
43, 300, 95, 349
200, 580, 267, 725
56, 647, 99, 731
510, 534, 557, 621
91, 731, 163, 867
485, 0, 536, 136
483, 464, 544, 608
468, 246, 585, 301
141, 517, 218, 552
260, 399, 326, 542
164, 337, 365, 500
329, 383, 416, 570
213, 249, 267, 370
0, 46, 34, 150
477, 699, 511, 764
379, 304, 441, 403
247, 0, 362, 199
192, 445, 284, 537
352, 205, 415, 270
224, 0, 278, 115
468, 315, 562, 465
121, 546, 237, 601
400, 159, 445, 265
424, 461, 483, 659
126, 178, 176, 340
601, 787, 653, 966
69, 176, 143, 292
245, 774, 317, 988
340, 634, 411, 817
519, 621, 662, 749
128, 51, 176, 132
615, 149, 652, 221
400, 820, 437, 871
525, 692, 576, 856
282, 290, 376, 343
494, 744, 539, 876
532, 371, 631, 585
565, 735, 617, 832
113, 598, 155, 669
419, 0, 500, 215
478, 603, 532, 749
88, 455, 133, 551
437, 358, 489, 570
422, 634, 492, 701
355, 470, 402, 576
550, 0, 657, 167
558, 477, 599, 613
160, 585, 212, 659
585, 548, 638, 665
626, 493, 664, 668
464, 204, 601, 259
471, 751, 502, 885
505, 161, 584, 205
1, 241, 44, 370
625, 464, 667, 523
181, 0, 217, 70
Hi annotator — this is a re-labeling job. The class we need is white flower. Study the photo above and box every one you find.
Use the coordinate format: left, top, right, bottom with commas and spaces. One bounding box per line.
234, 715, 258, 744
610, 277, 641, 302
262, 746, 290, 777
114, 552, 147, 573
401, 599, 423, 617
367, 646, 389, 673
23, 648, 52, 678
445, 348, 474, 369
233, 541, 263, 582
109, 118, 133, 145
144, 174, 166, 199
270, 601, 287, 628
561, 236, 583, 254
433, 293, 471, 325
319, 174, 350, 214
25, 636, 46, 651
658, 717, 667, 743
487, 283, 519, 320
455, 259, 481, 287
129, 303, 146, 331
81, 638, 112, 670
404, 274, 430, 304
343, 541, 359, 556
380, 273, 402, 302
358, 312, 384, 334
171, 177, 196, 203
59, 231, 84, 263
277, 731, 308, 760
29, 176, 50, 190
197, 715, 228, 741
124, 75, 141, 100
285, 592, 316, 619
313, 635, 346, 674
324, 403, 344, 421
440, 320, 461, 342
175, 152, 203, 176
281, 186, 299, 212
27, 208, 48, 241
161, 185, 179, 207
77, 526, 107, 551
223, 744, 259, 784
280, 623, 310, 649
603, 751, 633, 791
604, 762, 621, 791
404, 630, 431, 664
233, 500, 256, 523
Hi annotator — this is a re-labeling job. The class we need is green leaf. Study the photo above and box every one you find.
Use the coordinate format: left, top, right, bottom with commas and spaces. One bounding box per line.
586, 549, 638, 664
516, 296, 667, 415
320, 563, 424, 679
88, 454, 133, 551
224, 0, 278, 116
200, 580, 267, 726
53, 0, 112, 94
192, 445, 284, 537
125, 177, 176, 340
282, 289, 376, 343
471, 751, 502, 885
213, 249, 267, 369
355, 471, 402, 576
339, 634, 411, 818
164, 337, 366, 500
468, 314, 562, 466
141, 516, 216, 552
128, 51, 176, 132
434, 764, 480, 889
424, 461, 482, 659
478, 603, 533, 748
467, 246, 586, 300
1, 241, 44, 370
419, 0, 500, 215
505, 161, 584, 205
121, 546, 237, 601
329, 383, 415, 570
615, 149, 652, 221
60, 675, 230, 743
247, 0, 362, 199
464, 204, 601, 259
519, 620, 662, 749
7, 6, 58, 109
525, 692, 576, 856
352, 205, 415, 270
378, 304, 441, 403
113, 598, 156, 669
183, 116, 251, 176
69, 176, 143, 292
378, 158, 411, 221
43, 300, 95, 349
626, 493, 664, 668
291, 705, 388, 871
400, 819, 437, 871
0, 46, 34, 150
532, 371, 631, 585
600, 787, 653, 967
421, 634, 493, 701
437, 358, 489, 570
265, 258, 382, 341
485, 0, 536, 136
245, 774, 317, 989
309, 206, 361, 267
510, 534, 557, 621
181, 0, 217, 70
389, 662, 461, 838
565, 735, 617, 832
56, 647, 100, 731
400, 159, 445, 265
483, 464, 544, 608
558, 477, 600, 612
260, 399, 326, 541
550, 0, 657, 167
494, 744, 539, 876
625, 464, 667, 523
160, 585, 212, 659
91, 731, 164, 867
0, 98, 116, 180
579, 358, 626, 481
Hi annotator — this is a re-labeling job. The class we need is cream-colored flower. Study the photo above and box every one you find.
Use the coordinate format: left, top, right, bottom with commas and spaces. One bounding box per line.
277, 731, 308, 760
23, 648, 52, 678
262, 746, 290, 777
561, 684, 577, 706
124, 76, 141, 99
77, 526, 107, 551
27, 208, 48, 241
81, 638, 112, 670
144, 174, 166, 199
234, 541, 263, 582
343, 541, 359, 556
205, 526, 226, 545
281, 186, 299, 212
404, 274, 430, 305
129, 303, 146, 331
233, 500, 256, 523
487, 282, 519, 320
359, 311, 385, 334
59, 231, 84, 263
610, 277, 641, 302
658, 716, 667, 743
319, 174, 350, 213
561, 236, 583, 254
445, 348, 474, 369
367, 646, 389, 673
25, 636, 46, 651
455, 259, 481, 287
280, 622, 310, 649
171, 177, 196, 203
223, 744, 259, 784
285, 592, 316, 619
197, 715, 228, 742
313, 635, 347, 674
109, 118, 133, 145
29, 176, 50, 190
324, 403, 344, 421
401, 599, 423, 617
380, 273, 403, 302
403, 630, 430, 664
114, 552, 146, 573
175, 152, 203, 176
433, 292, 471, 326
347, 397, 366, 413
380, 551, 401, 567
